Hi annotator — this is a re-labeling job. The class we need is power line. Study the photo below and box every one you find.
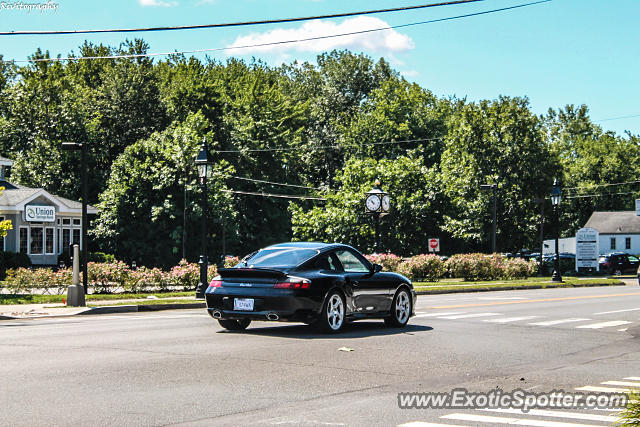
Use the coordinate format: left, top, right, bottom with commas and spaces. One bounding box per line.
564, 179, 640, 192
230, 175, 327, 191
221, 189, 327, 201
0, 1, 485, 36
214, 137, 442, 154
1, 0, 551, 64
594, 114, 640, 122
564, 190, 639, 200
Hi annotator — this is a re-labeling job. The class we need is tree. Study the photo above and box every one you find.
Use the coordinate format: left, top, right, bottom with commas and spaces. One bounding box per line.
290, 155, 444, 255
92, 113, 236, 267
440, 96, 560, 252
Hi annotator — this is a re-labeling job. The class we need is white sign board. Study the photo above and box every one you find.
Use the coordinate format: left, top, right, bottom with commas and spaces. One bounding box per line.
636, 199, 640, 216
428, 238, 440, 253
575, 227, 599, 270
24, 205, 55, 222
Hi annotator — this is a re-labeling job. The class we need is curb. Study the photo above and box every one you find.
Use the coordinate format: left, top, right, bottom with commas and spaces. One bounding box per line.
415, 281, 625, 295
0, 302, 206, 320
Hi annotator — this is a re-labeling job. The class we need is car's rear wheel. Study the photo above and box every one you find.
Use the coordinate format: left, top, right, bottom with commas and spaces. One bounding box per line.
218, 319, 251, 331
614, 268, 623, 276
385, 288, 411, 328
316, 291, 345, 333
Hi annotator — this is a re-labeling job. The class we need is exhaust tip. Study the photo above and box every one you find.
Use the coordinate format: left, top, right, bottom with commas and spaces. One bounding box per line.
212, 310, 222, 319
266, 313, 279, 321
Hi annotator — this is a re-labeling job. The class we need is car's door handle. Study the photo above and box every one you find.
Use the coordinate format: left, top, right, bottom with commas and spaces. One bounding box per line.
352, 281, 359, 286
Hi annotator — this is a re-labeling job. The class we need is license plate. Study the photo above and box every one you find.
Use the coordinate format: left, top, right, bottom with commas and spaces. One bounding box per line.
233, 298, 254, 311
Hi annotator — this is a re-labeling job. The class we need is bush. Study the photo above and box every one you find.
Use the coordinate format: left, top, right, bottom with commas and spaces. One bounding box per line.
88, 261, 132, 293
224, 256, 240, 268
88, 252, 116, 263
615, 390, 640, 426
397, 254, 446, 282
0, 251, 32, 279
166, 259, 200, 291
4, 267, 66, 294
365, 253, 402, 272
446, 253, 537, 281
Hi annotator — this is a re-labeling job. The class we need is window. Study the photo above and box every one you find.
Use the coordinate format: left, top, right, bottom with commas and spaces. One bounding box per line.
62, 229, 71, 253
336, 250, 370, 273
0, 216, 4, 251
626, 237, 631, 250
30, 227, 44, 255
610, 237, 616, 250
72, 229, 80, 248
45, 228, 54, 254
315, 254, 341, 271
629, 255, 639, 262
62, 218, 71, 225
73, 219, 81, 226
19, 228, 28, 253
242, 247, 319, 268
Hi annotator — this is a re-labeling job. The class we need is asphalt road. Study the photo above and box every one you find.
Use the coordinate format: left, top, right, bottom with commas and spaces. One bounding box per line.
1, 284, 639, 427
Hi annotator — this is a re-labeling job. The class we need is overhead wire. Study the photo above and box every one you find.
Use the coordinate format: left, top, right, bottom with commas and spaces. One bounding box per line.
0, 0, 486, 36
221, 189, 327, 201
0, 0, 552, 64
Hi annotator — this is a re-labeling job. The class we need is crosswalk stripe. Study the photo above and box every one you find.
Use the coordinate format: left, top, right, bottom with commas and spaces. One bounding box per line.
576, 321, 632, 329
441, 413, 603, 426
438, 313, 500, 320
398, 422, 467, 427
601, 380, 640, 387
529, 318, 590, 326
575, 386, 629, 393
624, 377, 640, 381
593, 307, 640, 315
483, 316, 538, 323
478, 408, 617, 422
414, 312, 464, 318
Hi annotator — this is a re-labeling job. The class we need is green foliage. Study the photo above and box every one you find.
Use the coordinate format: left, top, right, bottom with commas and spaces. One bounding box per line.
397, 254, 446, 282
0, 251, 32, 279
615, 391, 640, 426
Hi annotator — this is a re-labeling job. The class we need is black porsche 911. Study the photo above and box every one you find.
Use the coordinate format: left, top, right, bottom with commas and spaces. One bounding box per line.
205, 242, 416, 333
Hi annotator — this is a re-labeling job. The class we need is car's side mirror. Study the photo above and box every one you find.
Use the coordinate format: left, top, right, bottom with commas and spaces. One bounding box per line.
372, 263, 383, 274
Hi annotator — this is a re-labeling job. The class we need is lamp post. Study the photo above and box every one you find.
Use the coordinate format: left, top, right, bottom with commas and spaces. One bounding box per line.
550, 178, 563, 283
61, 142, 88, 295
365, 180, 390, 253
480, 183, 497, 253
195, 139, 213, 299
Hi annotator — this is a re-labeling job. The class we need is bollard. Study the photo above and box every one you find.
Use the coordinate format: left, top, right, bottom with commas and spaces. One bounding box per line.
66, 244, 85, 307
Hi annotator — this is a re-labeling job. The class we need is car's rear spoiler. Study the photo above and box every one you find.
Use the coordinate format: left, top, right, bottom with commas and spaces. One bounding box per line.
218, 268, 287, 280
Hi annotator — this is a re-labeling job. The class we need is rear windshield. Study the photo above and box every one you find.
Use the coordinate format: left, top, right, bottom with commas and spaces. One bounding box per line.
240, 247, 319, 269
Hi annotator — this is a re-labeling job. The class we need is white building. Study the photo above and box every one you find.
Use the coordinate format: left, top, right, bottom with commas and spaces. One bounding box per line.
583, 211, 640, 255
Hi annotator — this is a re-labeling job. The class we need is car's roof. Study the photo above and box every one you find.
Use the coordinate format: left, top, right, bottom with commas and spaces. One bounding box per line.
267, 242, 345, 250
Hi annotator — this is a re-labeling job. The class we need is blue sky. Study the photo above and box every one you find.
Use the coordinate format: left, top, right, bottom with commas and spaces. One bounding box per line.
0, 0, 638, 136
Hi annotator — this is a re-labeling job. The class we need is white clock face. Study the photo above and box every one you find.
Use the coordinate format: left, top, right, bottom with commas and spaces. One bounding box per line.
366, 195, 381, 212
382, 195, 390, 212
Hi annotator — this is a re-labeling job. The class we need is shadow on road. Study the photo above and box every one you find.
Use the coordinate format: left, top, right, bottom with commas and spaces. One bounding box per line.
218, 321, 433, 339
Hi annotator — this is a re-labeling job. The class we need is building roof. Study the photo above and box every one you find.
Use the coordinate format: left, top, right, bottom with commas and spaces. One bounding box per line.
0, 181, 97, 214
584, 211, 640, 234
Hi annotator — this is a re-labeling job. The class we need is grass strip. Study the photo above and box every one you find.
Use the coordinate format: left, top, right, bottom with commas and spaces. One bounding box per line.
414, 278, 624, 293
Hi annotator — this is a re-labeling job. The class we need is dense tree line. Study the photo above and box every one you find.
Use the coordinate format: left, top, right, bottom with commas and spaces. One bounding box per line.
0, 40, 638, 266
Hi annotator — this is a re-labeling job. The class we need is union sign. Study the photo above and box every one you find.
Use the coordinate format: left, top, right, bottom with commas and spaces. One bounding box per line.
24, 205, 55, 222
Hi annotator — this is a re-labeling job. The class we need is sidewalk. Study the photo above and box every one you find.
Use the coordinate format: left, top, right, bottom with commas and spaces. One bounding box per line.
0, 297, 206, 320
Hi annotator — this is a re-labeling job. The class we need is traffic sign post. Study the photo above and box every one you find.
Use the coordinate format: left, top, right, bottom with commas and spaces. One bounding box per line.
428, 238, 440, 253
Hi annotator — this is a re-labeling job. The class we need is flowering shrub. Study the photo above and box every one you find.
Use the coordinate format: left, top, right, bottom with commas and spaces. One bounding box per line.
364, 253, 403, 272
224, 256, 240, 268
166, 259, 200, 291
88, 261, 132, 293
445, 253, 536, 281
397, 254, 446, 282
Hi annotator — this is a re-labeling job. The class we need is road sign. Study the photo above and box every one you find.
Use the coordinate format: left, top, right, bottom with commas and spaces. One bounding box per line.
575, 227, 599, 270
428, 238, 440, 253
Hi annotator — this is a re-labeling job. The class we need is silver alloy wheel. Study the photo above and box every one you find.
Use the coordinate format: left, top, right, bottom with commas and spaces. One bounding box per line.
327, 294, 344, 331
395, 290, 410, 324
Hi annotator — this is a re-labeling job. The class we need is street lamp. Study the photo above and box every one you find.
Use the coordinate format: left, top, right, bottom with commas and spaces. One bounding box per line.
195, 139, 213, 299
61, 142, 88, 296
480, 183, 497, 253
550, 178, 563, 283
365, 180, 390, 253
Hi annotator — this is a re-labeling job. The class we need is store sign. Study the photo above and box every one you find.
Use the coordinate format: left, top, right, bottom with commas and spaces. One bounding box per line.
24, 205, 55, 222
575, 227, 599, 270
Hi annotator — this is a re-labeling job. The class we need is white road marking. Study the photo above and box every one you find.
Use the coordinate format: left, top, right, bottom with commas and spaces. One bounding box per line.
441, 413, 603, 426
483, 316, 538, 323
414, 312, 464, 318
593, 307, 640, 315
624, 377, 640, 381
602, 380, 640, 387
576, 321, 632, 329
478, 408, 617, 423
398, 423, 468, 427
618, 328, 629, 332
575, 386, 629, 393
438, 313, 501, 320
529, 318, 590, 326
477, 297, 526, 300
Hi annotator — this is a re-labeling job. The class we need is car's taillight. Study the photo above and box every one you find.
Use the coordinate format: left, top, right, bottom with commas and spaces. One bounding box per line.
274, 277, 310, 289
208, 276, 222, 288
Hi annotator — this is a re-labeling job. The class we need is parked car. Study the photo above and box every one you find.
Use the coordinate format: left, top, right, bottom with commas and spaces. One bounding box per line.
205, 242, 416, 333
599, 252, 640, 275
541, 253, 576, 275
